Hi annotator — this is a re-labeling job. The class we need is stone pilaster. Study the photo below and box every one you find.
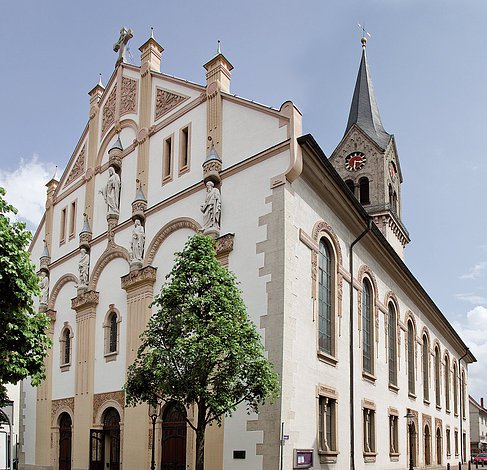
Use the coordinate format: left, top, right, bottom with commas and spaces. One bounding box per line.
121, 266, 157, 470
71, 290, 99, 470
35, 309, 56, 467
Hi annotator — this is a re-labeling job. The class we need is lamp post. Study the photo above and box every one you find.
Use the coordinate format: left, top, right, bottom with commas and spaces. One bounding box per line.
406, 410, 415, 470
149, 401, 161, 470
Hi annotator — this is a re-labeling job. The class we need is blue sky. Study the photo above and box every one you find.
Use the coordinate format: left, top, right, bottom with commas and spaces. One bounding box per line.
1, 1, 486, 398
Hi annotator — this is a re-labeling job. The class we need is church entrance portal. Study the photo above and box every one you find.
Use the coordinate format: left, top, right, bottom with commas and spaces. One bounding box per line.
58, 413, 72, 470
89, 407, 121, 470
161, 404, 186, 470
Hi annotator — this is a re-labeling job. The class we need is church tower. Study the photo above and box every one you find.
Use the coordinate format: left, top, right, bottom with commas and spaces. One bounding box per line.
329, 37, 410, 257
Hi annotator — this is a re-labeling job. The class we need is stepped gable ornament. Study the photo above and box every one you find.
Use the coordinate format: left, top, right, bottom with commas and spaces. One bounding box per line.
154, 88, 188, 121
65, 145, 86, 187
202, 142, 222, 184
113, 27, 133, 64
101, 86, 117, 135
200, 180, 221, 237
99, 167, 121, 218
120, 76, 137, 116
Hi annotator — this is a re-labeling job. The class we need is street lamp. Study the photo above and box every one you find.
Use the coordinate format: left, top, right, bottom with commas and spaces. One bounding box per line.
405, 409, 415, 470
149, 401, 161, 470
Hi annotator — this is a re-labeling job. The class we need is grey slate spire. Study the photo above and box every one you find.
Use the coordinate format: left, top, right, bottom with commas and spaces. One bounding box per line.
345, 39, 392, 150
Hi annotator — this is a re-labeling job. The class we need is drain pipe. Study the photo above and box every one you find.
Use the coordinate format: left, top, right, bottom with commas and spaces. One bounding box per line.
349, 219, 372, 470
459, 348, 469, 464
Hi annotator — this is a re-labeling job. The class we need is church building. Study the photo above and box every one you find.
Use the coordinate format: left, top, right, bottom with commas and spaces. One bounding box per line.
21, 29, 475, 470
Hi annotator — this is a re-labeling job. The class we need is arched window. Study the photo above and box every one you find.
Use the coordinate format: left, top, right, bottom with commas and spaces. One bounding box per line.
453, 362, 459, 415
393, 191, 398, 214
407, 320, 415, 395
444, 354, 451, 412
60, 325, 72, 369
109, 313, 117, 353
387, 303, 397, 386
318, 239, 334, 356
422, 334, 430, 401
436, 428, 442, 464
345, 179, 355, 196
424, 424, 431, 465
104, 307, 121, 360
362, 279, 373, 375
435, 346, 441, 407
359, 177, 370, 205
388, 184, 393, 205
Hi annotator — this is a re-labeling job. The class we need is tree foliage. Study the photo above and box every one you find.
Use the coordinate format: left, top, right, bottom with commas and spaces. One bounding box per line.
125, 234, 279, 469
0, 187, 51, 405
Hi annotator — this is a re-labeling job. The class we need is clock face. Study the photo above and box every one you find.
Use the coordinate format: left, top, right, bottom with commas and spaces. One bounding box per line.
345, 152, 367, 171
389, 161, 397, 179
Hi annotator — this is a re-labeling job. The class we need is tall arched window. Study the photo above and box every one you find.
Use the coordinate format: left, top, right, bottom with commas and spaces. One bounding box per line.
436, 428, 442, 464
60, 325, 72, 369
64, 329, 71, 365
318, 239, 334, 356
109, 313, 117, 353
407, 320, 415, 395
435, 346, 441, 407
453, 362, 459, 415
359, 177, 370, 204
422, 334, 430, 401
362, 279, 373, 375
387, 303, 397, 386
444, 354, 451, 412
424, 424, 431, 465
345, 179, 355, 196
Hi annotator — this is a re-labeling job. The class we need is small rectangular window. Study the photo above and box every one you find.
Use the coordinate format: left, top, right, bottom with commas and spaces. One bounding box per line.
162, 135, 173, 182
318, 395, 337, 453
363, 408, 376, 454
179, 125, 191, 175
60, 207, 67, 244
389, 414, 399, 455
69, 200, 77, 239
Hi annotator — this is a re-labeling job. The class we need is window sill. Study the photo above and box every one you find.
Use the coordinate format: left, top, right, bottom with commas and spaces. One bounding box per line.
363, 452, 377, 463
423, 398, 430, 406
389, 452, 400, 462
446, 408, 451, 414
104, 351, 118, 363
454, 412, 459, 417
317, 351, 338, 367
388, 383, 399, 393
436, 404, 442, 411
319, 450, 339, 464
178, 166, 190, 177
60, 363, 71, 372
162, 175, 173, 185
408, 392, 416, 400
362, 371, 376, 383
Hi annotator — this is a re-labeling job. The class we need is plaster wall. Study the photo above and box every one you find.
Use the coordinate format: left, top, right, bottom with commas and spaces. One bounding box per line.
20, 381, 37, 465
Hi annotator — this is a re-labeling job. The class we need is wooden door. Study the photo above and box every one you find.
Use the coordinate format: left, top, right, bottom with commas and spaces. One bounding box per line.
103, 408, 121, 470
89, 430, 104, 470
161, 405, 186, 470
59, 413, 72, 470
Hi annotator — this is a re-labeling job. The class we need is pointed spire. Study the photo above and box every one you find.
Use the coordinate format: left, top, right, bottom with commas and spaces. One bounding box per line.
134, 179, 147, 202
109, 134, 124, 152
41, 239, 50, 258
98, 73, 103, 87
80, 213, 92, 235
345, 41, 391, 149
205, 143, 221, 163
217, 40, 221, 54
151, 26, 154, 39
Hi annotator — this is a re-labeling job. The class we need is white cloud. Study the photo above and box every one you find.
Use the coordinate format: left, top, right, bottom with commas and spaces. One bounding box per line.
453, 306, 487, 401
455, 292, 487, 305
0, 156, 58, 228
460, 261, 487, 280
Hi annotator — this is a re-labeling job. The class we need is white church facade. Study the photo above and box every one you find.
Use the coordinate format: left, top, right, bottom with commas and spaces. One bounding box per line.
20, 29, 475, 470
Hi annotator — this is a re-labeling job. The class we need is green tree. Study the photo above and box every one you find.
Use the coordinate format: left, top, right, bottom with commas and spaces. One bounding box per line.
125, 234, 279, 470
0, 187, 51, 405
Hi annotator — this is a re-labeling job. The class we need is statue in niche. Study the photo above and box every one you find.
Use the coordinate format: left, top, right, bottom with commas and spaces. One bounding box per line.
99, 167, 121, 216
200, 181, 221, 234
129, 219, 145, 265
113, 27, 133, 63
78, 248, 90, 287
39, 272, 49, 305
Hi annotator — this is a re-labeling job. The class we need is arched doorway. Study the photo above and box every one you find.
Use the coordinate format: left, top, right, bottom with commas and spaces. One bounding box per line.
161, 404, 187, 470
103, 408, 121, 470
59, 413, 72, 470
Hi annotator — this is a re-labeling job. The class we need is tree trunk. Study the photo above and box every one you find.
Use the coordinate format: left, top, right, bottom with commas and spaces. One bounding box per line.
195, 404, 206, 470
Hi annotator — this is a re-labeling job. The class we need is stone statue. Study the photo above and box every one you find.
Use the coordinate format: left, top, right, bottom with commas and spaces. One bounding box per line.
99, 167, 121, 216
39, 272, 49, 305
200, 181, 221, 234
129, 219, 145, 265
78, 248, 90, 287
113, 27, 133, 63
